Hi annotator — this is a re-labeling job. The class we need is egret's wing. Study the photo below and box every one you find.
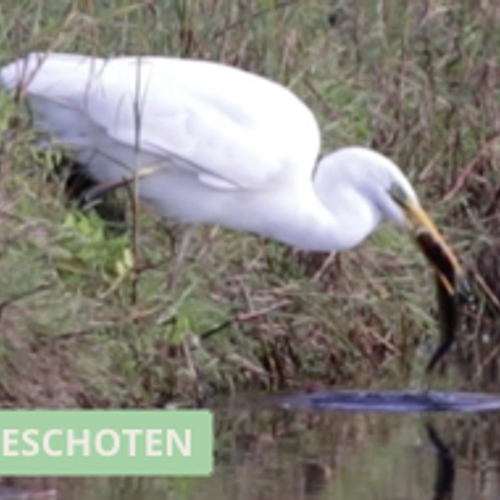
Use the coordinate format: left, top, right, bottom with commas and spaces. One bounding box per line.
1, 53, 321, 190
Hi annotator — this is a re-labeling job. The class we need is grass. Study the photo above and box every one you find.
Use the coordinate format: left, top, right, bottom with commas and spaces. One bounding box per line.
0, 0, 498, 408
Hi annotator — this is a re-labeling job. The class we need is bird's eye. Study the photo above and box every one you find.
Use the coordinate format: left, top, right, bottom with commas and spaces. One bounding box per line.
388, 183, 408, 207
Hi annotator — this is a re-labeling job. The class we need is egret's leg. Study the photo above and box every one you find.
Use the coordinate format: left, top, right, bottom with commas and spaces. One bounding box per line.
83, 166, 161, 234
83, 166, 160, 203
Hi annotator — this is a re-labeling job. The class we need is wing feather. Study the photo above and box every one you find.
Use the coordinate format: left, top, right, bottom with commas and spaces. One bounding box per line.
1, 53, 321, 190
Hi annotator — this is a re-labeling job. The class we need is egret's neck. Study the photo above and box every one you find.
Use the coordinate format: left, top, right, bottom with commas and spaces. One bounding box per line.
249, 182, 382, 252
282, 146, 415, 253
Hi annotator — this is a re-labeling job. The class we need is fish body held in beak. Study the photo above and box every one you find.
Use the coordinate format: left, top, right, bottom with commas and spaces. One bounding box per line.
390, 185, 473, 377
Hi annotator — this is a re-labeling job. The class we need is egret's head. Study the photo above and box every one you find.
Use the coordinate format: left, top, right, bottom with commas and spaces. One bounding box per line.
332, 146, 469, 300
315, 147, 470, 299
331, 146, 470, 300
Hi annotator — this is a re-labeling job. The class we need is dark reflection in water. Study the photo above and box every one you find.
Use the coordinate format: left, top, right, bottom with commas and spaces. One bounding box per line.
426, 423, 455, 500
2, 407, 500, 499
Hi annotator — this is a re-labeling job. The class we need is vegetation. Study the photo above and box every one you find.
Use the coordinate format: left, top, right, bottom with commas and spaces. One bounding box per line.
0, 0, 498, 408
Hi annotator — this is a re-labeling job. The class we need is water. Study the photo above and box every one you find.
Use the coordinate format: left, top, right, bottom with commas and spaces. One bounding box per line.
4, 390, 500, 500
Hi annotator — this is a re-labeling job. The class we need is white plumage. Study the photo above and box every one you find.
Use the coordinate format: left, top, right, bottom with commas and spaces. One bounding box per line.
0, 53, 458, 268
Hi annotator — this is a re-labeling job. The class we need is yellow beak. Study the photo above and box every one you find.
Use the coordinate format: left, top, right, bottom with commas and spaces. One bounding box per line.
402, 199, 469, 299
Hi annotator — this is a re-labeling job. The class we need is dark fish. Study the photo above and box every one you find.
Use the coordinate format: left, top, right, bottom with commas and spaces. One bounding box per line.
413, 228, 473, 374
414, 229, 455, 293
425, 273, 459, 374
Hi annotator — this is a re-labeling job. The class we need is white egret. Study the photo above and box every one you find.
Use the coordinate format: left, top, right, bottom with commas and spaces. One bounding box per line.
0, 52, 466, 295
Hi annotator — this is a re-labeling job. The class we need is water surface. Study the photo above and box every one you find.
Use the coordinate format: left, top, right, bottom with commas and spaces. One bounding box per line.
5, 390, 500, 500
